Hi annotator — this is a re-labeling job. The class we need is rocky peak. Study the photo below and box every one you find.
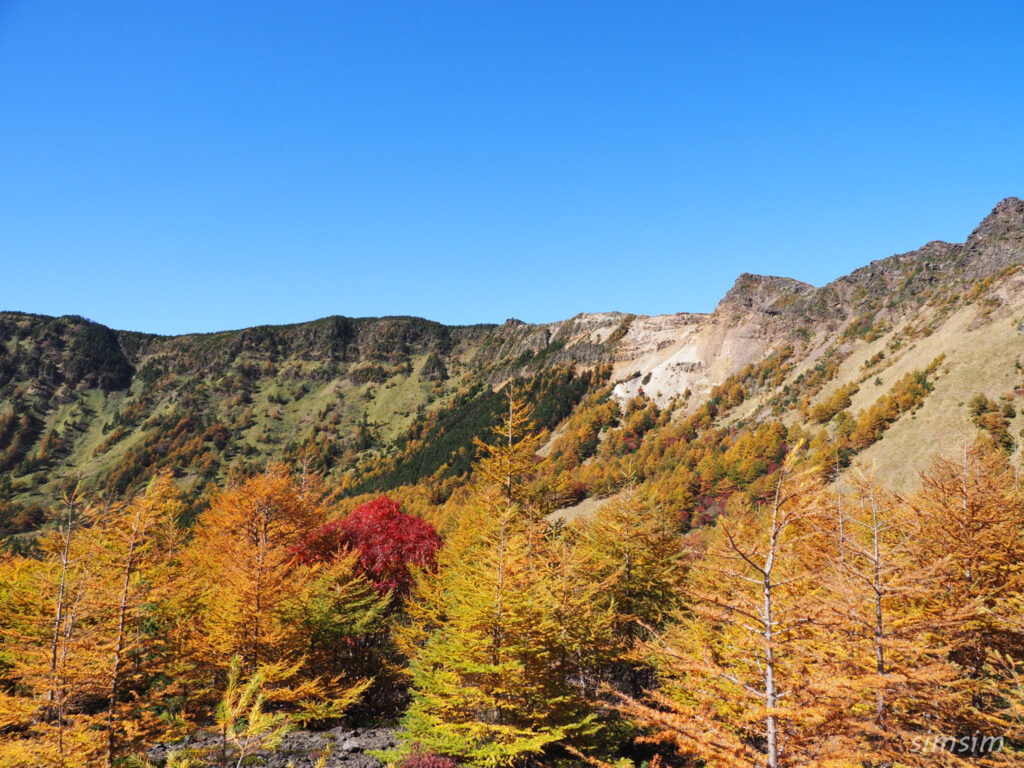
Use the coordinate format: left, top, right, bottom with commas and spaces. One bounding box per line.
970, 196, 1024, 239
717, 273, 815, 315
962, 196, 1024, 277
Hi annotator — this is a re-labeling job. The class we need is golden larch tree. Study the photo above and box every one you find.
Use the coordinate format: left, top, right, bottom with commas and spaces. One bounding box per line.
616, 456, 845, 767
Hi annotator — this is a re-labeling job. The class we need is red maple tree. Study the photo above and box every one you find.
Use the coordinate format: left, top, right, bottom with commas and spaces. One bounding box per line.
293, 495, 441, 595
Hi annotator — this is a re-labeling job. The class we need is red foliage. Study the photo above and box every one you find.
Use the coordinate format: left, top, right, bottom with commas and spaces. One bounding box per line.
292, 495, 441, 596
341, 496, 442, 595
291, 518, 346, 565
396, 744, 461, 768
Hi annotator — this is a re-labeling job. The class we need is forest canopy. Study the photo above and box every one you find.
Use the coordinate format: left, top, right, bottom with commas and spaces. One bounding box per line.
2, 386, 1023, 766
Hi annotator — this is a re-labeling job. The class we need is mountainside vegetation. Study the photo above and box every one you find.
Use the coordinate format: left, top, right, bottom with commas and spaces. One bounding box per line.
3, 197, 1024, 765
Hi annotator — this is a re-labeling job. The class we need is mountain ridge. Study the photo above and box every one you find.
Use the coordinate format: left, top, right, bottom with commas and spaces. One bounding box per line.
2, 196, 1023, 535
5, 196, 1020, 356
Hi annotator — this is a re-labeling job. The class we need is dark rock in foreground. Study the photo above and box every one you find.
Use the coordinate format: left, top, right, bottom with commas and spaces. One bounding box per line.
147, 726, 396, 767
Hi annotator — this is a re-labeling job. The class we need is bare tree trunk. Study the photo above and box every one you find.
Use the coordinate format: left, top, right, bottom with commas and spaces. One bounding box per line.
252, 503, 270, 670
50, 491, 78, 700
834, 438, 845, 563
491, 511, 507, 725
58, 564, 90, 768
106, 504, 144, 766
869, 491, 887, 728
763, 518, 780, 768
961, 439, 973, 584
506, 393, 513, 503
50, 489, 83, 768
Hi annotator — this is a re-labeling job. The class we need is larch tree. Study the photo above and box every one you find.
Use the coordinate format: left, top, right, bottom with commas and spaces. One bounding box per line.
615, 456, 844, 768
190, 465, 323, 672
813, 473, 970, 766
0, 490, 108, 767
396, 390, 600, 767
538, 525, 618, 705
986, 586, 1024, 763
284, 548, 391, 715
288, 492, 442, 715
902, 439, 1024, 761
188, 465, 369, 720
90, 472, 185, 766
581, 478, 687, 635
575, 475, 688, 697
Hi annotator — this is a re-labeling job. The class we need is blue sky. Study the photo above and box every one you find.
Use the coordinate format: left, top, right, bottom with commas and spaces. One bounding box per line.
2, 1, 1022, 335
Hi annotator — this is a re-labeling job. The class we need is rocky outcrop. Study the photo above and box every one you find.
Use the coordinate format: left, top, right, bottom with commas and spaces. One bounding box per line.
717, 273, 815, 317
610, 197, 1024, 407
147, 726, 397, 768
610, 275, 820, 406
962, 196, 1024, 277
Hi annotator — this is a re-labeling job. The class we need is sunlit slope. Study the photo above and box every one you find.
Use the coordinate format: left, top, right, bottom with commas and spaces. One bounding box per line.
2, 198, 1022, 530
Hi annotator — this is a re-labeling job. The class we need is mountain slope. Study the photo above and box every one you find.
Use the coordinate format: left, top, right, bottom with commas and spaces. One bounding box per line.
2, 197, 1022, 534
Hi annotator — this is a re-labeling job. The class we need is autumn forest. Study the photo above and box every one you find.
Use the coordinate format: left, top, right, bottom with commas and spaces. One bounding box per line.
3, 377, 1024, 767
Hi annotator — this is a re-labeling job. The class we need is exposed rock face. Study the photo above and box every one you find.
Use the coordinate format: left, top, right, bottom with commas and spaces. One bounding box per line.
717, 274, 816, 316
962, 196, 1024, 276
146, 726, 396, 768
612, 197, 1024, 407
610, 275, 820, 406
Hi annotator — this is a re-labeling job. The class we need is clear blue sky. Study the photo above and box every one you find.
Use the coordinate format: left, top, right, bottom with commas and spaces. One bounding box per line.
2, 1, 1022, 335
